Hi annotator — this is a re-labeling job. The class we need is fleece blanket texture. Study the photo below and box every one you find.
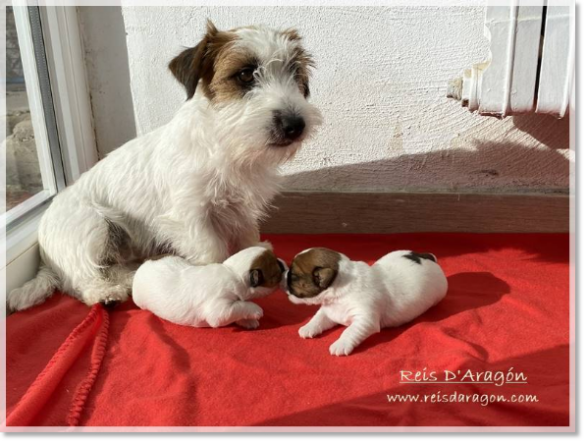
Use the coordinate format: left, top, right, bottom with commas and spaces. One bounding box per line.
6, 233, 570, 427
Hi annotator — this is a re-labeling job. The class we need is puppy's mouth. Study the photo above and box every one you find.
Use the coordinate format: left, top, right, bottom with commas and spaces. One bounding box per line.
285, 285, 318, 304
287, 293, 320, 306
287, 293, 309, 305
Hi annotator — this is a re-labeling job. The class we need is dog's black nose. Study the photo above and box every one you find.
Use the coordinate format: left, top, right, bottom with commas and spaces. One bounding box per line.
275, 113, 306, 142
283, 116, 305, 140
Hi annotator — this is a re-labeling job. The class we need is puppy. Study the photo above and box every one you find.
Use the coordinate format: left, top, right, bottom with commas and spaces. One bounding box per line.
8, 21, 321, 311
286, 248, 448, 356
133, 246, 286, 329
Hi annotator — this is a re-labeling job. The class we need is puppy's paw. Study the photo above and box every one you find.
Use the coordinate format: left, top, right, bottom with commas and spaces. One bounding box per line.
245, 303, 263, 320
299, 324, 321, 339
236, 318, 260, 330
329, 339, 355, 357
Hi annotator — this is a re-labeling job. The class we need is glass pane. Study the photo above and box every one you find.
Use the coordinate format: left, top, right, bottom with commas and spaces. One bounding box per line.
4, 6, 44, 213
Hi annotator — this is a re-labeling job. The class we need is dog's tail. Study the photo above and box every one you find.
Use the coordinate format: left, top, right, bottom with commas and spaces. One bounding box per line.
7, 266, 60, 313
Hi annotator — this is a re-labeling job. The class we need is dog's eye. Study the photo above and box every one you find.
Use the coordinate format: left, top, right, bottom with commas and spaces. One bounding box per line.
237, 68, 255, 84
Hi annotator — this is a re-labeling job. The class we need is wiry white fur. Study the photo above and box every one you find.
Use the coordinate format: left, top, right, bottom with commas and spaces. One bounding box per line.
8, 25, 321, 312
133, 246, 286, 329
286, 250, 448, 356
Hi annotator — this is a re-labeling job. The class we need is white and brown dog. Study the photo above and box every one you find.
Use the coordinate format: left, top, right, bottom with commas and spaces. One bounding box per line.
8, 21, 321, 311
133, 245, 286, 329
286, 248, 448, 356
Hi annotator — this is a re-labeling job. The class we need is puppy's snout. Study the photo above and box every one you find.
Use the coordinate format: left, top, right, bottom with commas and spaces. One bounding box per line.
274, 112, 305, 142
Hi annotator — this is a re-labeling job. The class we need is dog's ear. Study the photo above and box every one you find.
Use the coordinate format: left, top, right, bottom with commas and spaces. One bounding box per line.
312, 267, 337, 289
250, 269, 264, 288
168, 20, 219, 99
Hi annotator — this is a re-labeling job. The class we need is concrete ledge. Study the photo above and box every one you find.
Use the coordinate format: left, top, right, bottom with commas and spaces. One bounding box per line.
261, 192, 570, 233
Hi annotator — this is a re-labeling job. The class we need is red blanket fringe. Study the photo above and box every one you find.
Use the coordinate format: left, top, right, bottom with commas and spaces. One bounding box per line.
6, 305, 109, 427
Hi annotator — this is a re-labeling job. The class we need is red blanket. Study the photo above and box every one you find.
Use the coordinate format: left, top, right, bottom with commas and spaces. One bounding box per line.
6, 233, 570, 427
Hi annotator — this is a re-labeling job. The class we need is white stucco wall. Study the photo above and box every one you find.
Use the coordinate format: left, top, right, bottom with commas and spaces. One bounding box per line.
119, 5, 569, 193
79, 6, 137, 159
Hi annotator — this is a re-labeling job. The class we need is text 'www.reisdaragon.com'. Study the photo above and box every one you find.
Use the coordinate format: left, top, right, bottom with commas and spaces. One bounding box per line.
386, 392, 539, 407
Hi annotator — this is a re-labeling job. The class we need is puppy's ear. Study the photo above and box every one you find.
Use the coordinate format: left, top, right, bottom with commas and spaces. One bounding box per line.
168, 20, 218, 99
312, 267, 337, 289
250, 269, 264, 288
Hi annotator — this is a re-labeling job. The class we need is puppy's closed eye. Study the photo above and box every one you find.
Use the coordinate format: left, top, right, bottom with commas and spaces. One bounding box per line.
250, 269, 264, 288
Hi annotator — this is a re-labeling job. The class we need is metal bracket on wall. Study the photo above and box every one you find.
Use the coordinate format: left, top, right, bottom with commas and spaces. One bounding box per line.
447, 1, 574, 118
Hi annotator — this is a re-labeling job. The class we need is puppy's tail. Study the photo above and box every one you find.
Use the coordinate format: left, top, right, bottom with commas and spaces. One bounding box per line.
7, 266, 60, 313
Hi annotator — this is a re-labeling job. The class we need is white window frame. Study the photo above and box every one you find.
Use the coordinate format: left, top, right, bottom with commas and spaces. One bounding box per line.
2, 6, 62, 228
3, 5, 98, 295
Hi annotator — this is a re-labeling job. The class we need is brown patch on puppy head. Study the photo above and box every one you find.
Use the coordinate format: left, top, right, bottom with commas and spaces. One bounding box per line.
169, 20, 244, 101
169, 23, 314, 102
169, 20, 219, 99
249, 249, 284, 289
288, 248, 341, 298
206, 45, 259, 103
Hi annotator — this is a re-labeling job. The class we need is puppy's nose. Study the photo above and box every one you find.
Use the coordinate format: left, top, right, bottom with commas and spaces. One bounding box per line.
277, 114, 306, 141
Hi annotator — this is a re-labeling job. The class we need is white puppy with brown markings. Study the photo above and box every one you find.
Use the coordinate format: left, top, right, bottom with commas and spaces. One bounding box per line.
285, 248, 448, 356
133, 246, 286, 329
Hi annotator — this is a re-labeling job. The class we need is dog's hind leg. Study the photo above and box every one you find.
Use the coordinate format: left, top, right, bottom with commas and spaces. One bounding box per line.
74, 263, 137, 308
39, 199, 135, 308
78, 220, 137, 308
107, 263, 138, 291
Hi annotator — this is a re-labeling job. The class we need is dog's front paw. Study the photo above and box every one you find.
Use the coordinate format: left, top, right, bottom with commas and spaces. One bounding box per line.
236, 318, 260, 330
299, 324, 321, 339
329, 339, 355, 357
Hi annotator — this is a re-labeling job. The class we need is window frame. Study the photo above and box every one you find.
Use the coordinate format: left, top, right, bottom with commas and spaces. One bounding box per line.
4, 5, 98, 293
2, 5, 65, 229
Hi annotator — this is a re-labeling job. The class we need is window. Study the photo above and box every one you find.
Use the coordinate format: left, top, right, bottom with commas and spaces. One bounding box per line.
3, 5, 98, 291
3, 6, 65, 228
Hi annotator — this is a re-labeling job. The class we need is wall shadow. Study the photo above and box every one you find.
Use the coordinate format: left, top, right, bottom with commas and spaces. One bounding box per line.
267, 137, 570, 263
283, 140, 569, 192
513, 113, 570, 150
